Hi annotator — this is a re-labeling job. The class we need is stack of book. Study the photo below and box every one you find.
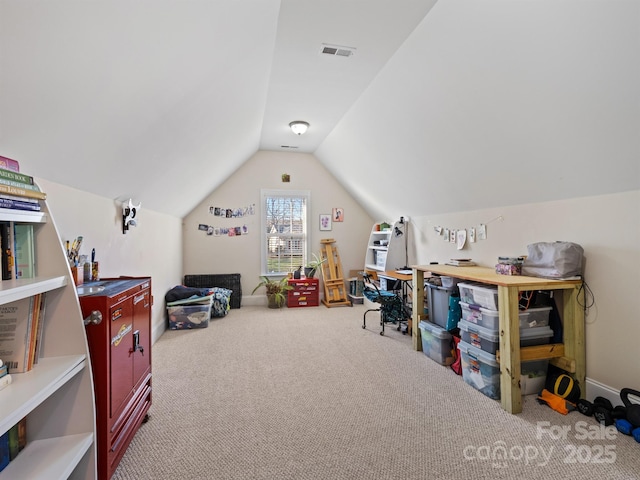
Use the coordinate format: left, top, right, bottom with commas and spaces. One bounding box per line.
0, 293, 47, 374
0, 156, 45, 212
446, 258, 477, 267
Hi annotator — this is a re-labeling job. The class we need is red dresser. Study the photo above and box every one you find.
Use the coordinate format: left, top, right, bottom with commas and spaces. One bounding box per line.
79, 277, 152, 480
287, 278, 320, 307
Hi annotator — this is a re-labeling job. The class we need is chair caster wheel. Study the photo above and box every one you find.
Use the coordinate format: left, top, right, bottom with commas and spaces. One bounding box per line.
362, 325, 366, 329
380, 331, 384, 336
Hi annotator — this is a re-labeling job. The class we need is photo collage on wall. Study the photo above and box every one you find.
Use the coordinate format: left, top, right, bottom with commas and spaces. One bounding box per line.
198, 203, 255, 237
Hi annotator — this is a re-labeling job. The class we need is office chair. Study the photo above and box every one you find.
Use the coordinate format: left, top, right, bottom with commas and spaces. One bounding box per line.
362, 273, 407, 336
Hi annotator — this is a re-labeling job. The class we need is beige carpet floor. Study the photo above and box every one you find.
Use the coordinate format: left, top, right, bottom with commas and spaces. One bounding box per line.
112, 304, 640, 480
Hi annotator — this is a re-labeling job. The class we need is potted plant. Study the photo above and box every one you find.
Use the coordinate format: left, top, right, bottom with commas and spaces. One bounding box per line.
304, 252, 326, 279
251, 276, 293, 308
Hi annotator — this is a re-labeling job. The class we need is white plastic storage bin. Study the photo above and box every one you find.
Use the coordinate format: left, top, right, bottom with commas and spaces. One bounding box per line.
419, 321, 455, 366
521, 360, 549, 395
520, 306, 552, 329
457, 282, 499, 310
458, 319, 500, 354
375, 250, 387, 268
459, 320, 554, 354
460, 303, 552, 331
460, 302, 498, 330
457, 340, 501, 400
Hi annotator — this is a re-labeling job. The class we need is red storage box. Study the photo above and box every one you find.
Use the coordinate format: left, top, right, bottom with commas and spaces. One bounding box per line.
287, 278, 319, 307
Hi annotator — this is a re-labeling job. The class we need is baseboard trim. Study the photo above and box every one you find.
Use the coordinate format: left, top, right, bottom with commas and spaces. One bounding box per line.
585, 378, 640, 406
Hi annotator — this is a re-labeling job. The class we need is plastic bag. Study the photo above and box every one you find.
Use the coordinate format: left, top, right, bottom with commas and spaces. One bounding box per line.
521, 242, 584, 279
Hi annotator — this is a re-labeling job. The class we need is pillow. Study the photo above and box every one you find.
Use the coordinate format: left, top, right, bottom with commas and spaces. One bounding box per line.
210, 287, 232, 317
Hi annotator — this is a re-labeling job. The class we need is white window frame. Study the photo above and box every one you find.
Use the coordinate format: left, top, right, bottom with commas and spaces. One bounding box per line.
260, 189, 311, 276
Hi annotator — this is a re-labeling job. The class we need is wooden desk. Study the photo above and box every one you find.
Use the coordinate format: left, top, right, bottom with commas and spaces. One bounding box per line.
411, 265, 584, 414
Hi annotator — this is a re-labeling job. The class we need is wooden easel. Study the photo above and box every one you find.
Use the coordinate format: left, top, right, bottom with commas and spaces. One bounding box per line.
320, 238, 352, 307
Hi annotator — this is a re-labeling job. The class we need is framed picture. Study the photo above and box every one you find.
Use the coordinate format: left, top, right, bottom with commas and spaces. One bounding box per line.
319, 214, 332, 231
332, 208, 344, 222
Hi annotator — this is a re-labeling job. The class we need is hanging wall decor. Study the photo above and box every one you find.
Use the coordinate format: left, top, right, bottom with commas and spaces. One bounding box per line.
320, 214, 332, 231
201, 202, 254, 237
333, 208, 344, 222
209, 203, 256, 218
431, 216, 503, 248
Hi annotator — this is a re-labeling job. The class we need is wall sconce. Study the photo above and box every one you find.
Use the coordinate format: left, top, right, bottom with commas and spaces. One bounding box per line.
289, 121, 309, 135
122, 198, 141, 234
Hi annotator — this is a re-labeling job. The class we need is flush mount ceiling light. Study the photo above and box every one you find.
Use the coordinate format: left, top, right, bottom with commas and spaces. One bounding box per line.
289, 121, 309, 135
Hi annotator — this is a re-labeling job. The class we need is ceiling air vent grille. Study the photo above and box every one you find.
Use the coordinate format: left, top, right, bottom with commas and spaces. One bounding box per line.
320, 43, 356, 57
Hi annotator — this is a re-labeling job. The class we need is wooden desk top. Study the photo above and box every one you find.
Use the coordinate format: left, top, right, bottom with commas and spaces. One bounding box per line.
379, 271, 413, 282
412, 265, 582, 290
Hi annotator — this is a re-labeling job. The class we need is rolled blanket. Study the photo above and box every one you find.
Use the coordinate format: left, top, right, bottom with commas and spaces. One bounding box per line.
165, 285, 211, 303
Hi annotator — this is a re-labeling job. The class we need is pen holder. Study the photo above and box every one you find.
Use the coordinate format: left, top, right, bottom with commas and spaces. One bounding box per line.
71, 266, 83, 286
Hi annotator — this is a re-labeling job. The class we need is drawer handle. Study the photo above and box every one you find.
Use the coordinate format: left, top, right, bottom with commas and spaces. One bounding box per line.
84, 310, 103, 326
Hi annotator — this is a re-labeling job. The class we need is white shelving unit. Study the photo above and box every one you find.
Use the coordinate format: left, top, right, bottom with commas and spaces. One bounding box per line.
364, 221, 408, 274
0, 199, 96, 479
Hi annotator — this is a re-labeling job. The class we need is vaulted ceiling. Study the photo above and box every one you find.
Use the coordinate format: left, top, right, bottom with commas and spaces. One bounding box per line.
1, 1, 638, 220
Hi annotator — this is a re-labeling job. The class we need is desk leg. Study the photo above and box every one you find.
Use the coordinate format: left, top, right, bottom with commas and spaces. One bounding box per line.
562, 286, 586, 393
498, 285, 522, 414
412, 269, 424, 351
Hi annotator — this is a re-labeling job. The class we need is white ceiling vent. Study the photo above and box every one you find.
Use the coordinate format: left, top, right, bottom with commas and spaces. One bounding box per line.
320, 43, 356, 57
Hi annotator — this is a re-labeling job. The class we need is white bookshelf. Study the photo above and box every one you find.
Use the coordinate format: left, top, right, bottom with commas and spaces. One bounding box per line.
363, 221, 408, 273
0, 196, 96, 478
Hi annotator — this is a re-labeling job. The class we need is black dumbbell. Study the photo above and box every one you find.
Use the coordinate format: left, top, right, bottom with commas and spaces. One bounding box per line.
593, 397, 614, 426
576, 398, 594, 416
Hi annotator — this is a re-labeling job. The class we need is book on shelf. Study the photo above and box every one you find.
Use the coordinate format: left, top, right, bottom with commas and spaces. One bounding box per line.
0, 196, 41, 212
17, 417, 26, 453
26, 294, 42, 370
0, 295, 40, 373
0, 222, 13, 280
14, 223, 35, 279
446, 258, 477, 266
33, 293, 46, 365
0, 430, 9, 473
8, 422, 18, 461
0, 166, 31, 185
0, 183, 46, 200
0, 177, 41, 192
0, 156, 20, 173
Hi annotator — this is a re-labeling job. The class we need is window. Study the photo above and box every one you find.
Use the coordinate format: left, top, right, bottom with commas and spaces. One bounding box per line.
260, 189, 310, 275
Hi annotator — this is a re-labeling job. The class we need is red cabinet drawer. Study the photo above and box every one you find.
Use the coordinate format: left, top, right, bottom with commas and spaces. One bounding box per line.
287, 278, 319, 307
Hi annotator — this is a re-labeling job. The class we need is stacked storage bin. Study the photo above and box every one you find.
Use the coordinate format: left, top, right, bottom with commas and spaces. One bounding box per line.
418, 321, 455, 366
456, 282, 553, 399
418, 281, 461, 366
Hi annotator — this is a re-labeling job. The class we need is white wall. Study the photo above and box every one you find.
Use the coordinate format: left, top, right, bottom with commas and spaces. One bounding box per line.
36, 178, 183, 343
182, 150, 374, 305
409, 190, 640, 394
